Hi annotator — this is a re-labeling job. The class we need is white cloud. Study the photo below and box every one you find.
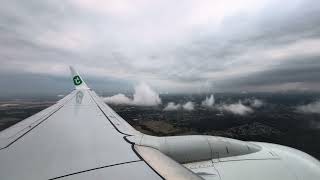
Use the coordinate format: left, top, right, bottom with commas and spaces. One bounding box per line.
69, 0, 140, 16
201, 94, 215, 107
163, 101, 195, 111
132, 82, 162, 106
243, 98, 264, 108
183, 101, 195, 111
0, 103, 19, 107
103, 93, 132, 105
163, 102, 181, 111
250, 99, 264, 108
219, 102, 253, 115
296, 101, 320, 114
103, 82, 161, 106
36, 28, 93, 52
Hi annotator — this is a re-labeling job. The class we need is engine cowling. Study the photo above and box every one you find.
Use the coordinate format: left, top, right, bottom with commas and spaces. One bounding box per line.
127, 135, 261, 163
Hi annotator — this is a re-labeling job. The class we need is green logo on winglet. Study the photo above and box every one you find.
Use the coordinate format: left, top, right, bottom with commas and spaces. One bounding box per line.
73, 75, 82, 86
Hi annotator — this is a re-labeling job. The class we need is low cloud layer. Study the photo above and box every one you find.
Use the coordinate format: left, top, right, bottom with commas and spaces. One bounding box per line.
103, 83, 161, 106
162, 96, 263, 115
296, 101, 320, 114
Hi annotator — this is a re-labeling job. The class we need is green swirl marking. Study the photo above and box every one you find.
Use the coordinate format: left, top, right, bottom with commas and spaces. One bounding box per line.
73, 75, 83, 86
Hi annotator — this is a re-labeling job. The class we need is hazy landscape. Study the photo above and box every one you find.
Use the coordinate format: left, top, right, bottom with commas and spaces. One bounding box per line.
1, 92, 320, 159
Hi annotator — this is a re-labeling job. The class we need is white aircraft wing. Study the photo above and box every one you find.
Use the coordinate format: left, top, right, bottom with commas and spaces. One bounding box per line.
0, 67, 201, 180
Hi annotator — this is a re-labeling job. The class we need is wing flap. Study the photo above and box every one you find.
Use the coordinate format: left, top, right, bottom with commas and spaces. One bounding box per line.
135, 145, 204, 180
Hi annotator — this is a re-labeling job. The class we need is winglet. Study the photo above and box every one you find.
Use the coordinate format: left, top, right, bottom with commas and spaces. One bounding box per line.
69, 66, 89, 90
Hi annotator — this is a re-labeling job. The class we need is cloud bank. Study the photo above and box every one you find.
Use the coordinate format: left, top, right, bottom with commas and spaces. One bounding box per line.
1, 0, 320, 95
296, 101, 320, 114
103, 83, 161, 106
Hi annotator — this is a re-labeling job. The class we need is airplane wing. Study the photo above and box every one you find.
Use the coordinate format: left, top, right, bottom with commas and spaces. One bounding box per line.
0, 67, 202, 180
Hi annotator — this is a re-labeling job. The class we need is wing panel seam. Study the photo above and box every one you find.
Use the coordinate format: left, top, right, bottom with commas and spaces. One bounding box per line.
48, 160, 142, 180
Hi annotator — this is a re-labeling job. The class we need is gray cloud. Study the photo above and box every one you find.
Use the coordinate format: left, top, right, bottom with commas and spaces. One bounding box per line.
216, 57, 320, 92
297, 100, 320, 114
1, 0, 320, 95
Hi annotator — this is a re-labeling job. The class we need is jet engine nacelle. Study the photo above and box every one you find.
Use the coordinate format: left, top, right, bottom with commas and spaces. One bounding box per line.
127, 135, 261, 163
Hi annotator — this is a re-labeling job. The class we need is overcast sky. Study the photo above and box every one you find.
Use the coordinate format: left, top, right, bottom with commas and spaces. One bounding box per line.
1, 0, 320, 96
